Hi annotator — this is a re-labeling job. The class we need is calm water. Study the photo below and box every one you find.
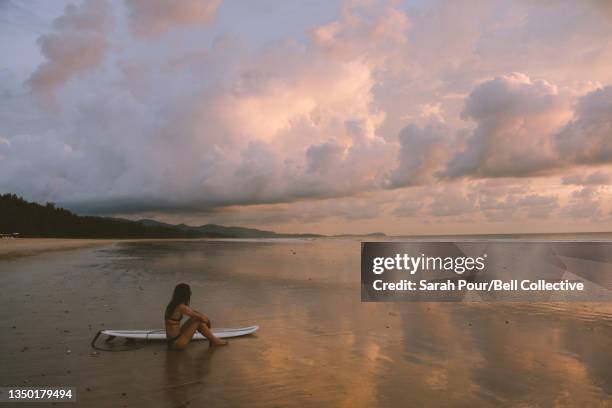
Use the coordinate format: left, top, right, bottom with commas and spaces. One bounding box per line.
0, 238, 611, 407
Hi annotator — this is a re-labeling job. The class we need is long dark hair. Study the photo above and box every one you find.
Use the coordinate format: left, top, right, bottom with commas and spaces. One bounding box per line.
165, 283, 191, 319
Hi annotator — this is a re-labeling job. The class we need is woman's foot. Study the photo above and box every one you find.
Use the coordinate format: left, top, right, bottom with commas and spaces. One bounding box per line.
209, 338, 228, 347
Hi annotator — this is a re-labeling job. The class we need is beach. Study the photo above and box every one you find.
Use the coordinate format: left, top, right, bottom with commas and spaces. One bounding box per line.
0, 238, 122, 260
0, 239, 610, 407
0, 238, 211, 261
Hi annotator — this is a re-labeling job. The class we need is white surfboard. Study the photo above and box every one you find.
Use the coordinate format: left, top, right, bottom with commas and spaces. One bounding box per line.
101, 325, 259, 340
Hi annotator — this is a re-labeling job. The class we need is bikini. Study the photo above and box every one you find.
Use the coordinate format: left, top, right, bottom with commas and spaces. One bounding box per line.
165, 312, 182, 349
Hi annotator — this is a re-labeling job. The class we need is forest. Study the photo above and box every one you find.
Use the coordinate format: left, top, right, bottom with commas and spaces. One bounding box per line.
0, 194, 205, 238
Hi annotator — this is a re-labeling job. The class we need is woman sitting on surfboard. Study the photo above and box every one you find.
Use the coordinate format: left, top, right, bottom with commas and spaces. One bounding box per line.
165, 283, 228, 349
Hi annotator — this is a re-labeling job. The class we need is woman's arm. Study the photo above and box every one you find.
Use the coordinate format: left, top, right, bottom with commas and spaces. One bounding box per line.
179, 304, 210, 324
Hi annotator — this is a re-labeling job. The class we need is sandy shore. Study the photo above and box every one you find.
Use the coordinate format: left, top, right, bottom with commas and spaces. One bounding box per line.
0, 239, 610, 407
0, 238, 216, 260
0, 238, 123, 260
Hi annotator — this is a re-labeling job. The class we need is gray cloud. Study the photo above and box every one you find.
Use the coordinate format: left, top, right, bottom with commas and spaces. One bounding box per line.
562, 171, 610, 185
428, 186, 477, 217
562, 197, 602, 219
439, 75, 612, 181
444, 73, 567, 179
572, 187, 597, 199
555, 86, 612, 165
387, 121, 451, 188
306, 140, 344, 174
392, 201, 423, 217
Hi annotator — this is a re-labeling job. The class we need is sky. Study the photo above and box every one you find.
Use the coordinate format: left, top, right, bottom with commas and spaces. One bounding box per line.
1, 0, 612, 235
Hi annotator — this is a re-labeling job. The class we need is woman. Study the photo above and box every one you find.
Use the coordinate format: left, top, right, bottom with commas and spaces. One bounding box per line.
165, 283, 228, 349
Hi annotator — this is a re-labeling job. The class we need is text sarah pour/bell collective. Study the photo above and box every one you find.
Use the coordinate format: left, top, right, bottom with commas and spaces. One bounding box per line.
370, 253, 584, 293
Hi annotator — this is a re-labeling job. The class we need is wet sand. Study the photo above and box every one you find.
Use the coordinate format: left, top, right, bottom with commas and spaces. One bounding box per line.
0, 238, 210, 260
0, 238, 121, 260
0, 239, 610, 407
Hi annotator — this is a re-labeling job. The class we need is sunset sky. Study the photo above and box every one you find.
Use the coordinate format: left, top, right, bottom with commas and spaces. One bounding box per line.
1, 0, 612, 235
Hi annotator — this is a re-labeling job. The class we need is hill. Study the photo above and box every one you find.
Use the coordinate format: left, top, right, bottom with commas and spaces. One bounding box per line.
138, 219, 324, 238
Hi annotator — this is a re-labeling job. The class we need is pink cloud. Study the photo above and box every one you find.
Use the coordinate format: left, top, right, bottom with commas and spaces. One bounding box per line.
124, 0, 222, 38
5, 0, 612, 234
444, 73, 571, 178
27, 0, 112, 95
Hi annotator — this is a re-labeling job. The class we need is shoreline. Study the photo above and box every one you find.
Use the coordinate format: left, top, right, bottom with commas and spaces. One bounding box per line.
3, 232, 612, 261
0, 237, 310, 261
0, 238, 126, 261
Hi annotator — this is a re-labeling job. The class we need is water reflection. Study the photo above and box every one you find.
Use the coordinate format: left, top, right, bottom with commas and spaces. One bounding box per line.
111, 239, 611, 406
1, 239, 608, 407
163, 347, 218, 407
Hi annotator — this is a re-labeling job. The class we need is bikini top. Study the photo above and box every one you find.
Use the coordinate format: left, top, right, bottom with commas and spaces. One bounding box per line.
166, 307, 183, 323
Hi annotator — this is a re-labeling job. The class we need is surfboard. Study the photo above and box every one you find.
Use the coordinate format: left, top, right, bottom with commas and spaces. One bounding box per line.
100, 325, 259, 340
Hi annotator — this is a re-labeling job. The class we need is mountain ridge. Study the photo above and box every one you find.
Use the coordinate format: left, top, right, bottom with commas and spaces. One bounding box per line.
138, 219, 325, 238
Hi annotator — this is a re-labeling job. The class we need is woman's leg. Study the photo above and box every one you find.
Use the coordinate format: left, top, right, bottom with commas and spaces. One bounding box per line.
172, 317, 227, 349
171, 318, 200, 350
195, 320, 227, 346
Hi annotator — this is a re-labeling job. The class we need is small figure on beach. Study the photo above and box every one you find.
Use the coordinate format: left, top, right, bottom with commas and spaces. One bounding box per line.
164, 283, 228, 349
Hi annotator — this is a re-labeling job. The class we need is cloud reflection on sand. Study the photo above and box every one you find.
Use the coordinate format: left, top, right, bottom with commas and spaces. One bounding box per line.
118, 239, 612, 406
0, 239, 609, 407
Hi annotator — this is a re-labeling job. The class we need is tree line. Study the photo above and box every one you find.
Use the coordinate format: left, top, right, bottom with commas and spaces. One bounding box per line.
0, 194, 203, 238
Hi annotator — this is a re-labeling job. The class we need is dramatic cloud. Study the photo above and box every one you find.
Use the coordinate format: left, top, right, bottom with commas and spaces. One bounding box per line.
27, 0, 112, 95
124, 0, 222, 38
437, 74, 612, 184
2, 0, 612, 233
387, 121, 452, 188
555, 86, 612, 165
444, 73, 571, 178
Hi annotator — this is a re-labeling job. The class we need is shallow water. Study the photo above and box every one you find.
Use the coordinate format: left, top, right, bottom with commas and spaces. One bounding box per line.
0, 239, 610, 407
